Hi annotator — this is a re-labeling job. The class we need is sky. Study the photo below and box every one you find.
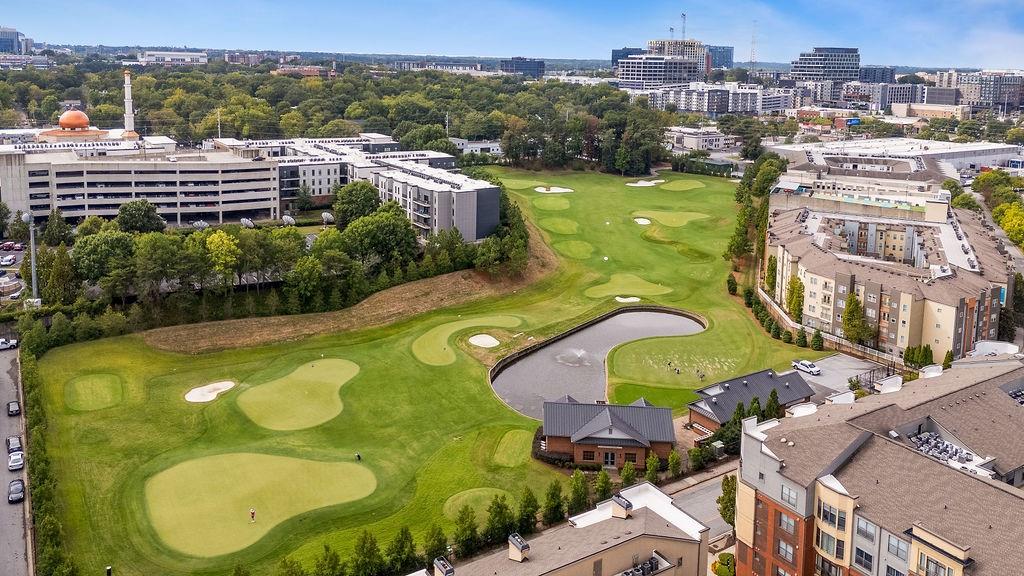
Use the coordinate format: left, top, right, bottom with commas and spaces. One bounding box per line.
6, 0, 1024, 69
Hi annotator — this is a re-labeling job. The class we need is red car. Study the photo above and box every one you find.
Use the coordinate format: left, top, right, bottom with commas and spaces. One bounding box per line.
11, 244, 23, 252
0, 243, 12, 251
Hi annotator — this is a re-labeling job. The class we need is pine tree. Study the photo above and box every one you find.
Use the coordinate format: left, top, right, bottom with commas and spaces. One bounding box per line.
312, 544, 346, 576
452, 504, 480, 557
667, 450, 682, 478
422, 525, 448, 565
567, 469, 589, 515
644, 453, 660, 483
483, 494, 516, 545
748, 397, 763, 422
943, 349, 954, 369
717, 475, 738, 527
796, 327, 808, 347
350, 530, 384, 576
264, 288, 280, 316
516, 486, 540, 534
765, 389, 782, 420
620, 461, 637, 487
594, 469, 613, 500
811, 329, 824, 351
541, 480, 565, 526
385, 526, 419, 575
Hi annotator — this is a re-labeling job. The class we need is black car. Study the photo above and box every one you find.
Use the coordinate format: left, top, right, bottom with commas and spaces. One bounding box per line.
6, 401, 18, 417
5, 435, 21, 454
7, 479, 24, 503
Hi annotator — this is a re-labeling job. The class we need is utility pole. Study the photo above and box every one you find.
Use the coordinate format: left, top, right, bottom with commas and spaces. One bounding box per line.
217, 108, 222, 138
22, 213, 37, 303
445, 111, 450, 136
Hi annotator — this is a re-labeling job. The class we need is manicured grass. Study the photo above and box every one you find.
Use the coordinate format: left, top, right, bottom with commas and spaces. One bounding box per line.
443, 487, 513, 523
631, 210, 709, 227
64, 373, 124, 411
538, 217, 580, 235
659, 179, 706, 191
411, 315, 522, 366
236, 359, 359, 431
532, 196, 571, 211
37, 168, 823, 576
145, 453, 376, 557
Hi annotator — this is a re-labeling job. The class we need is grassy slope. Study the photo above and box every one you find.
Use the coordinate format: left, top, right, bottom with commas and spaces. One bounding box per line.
38, 169, 821, 575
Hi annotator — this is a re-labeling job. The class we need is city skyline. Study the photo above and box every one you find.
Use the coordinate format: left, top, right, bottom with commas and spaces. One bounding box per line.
4, 0, 1024, 69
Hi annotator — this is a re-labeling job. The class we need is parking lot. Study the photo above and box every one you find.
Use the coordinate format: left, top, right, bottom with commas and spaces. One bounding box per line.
0, 349, 28, 576
796, 353, 882, 402
0, 248, 24, 303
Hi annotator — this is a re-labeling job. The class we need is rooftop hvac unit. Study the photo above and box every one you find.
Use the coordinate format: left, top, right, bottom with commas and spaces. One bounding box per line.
711, 440, 725, 458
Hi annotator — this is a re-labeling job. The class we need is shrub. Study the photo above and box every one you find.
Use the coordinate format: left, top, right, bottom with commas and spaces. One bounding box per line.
781, 330, 793, 344
726, 274, 738, 295
796, 327, 808, 347
770, 322, 782, 339
743, 286, 754, 307
811, 329, 824, 351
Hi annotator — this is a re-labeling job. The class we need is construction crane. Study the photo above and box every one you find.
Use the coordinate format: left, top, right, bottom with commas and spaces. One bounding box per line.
680, 12, 686, 41
669, 26, 675, 40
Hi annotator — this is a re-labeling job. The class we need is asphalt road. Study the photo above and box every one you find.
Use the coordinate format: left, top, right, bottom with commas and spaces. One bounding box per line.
0, 349, 28, 576
671, 473, 733, 542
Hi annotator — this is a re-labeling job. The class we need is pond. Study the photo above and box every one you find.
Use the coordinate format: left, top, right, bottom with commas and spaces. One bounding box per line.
490, 310, 705, 418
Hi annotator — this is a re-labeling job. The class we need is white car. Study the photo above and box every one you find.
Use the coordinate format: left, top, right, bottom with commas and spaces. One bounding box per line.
0, 255, 15, 266
792, 360, 821, 375
7, 451, 23, 471
0, 339, 18, 350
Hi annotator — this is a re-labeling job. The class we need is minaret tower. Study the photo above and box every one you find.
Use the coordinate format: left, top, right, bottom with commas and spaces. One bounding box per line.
123, 69, 135, 133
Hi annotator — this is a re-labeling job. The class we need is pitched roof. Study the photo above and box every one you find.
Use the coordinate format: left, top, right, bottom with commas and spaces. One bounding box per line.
542, 399, 675, 446
688, 369, 813, 424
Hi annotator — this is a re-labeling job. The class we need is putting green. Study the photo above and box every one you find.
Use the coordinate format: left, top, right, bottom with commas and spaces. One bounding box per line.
145, 453, 376, 557
584, 273, 672, 299
538, 217, 580, 235
64, 373, 123, 411
532, 196, 571, 211
553, 240, 594, 259
237, 359, 359, 431
443, 487, 513, 523
412, 316, 522, 366
632, 210, 709, 227
660, 179, 706, 191
493, 429, 532, 467
501, 179, 546, 190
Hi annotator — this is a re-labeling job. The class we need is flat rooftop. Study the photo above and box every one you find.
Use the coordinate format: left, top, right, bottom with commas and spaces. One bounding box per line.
773, 137, 1020, 157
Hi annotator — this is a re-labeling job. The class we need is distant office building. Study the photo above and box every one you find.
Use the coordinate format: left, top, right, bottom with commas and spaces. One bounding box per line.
891, 102, 972, 120
790, 47, 860, 99
647, 39, 710, 74
617, 54, 704, 89
610, 47, 644, 69
858, 65, 896, 83
841, 82, 922, 111
0, 27, 24, 54
448, 137, 503, 157
923, 85, 959, 105
708, 45, 735, 69
499, 57, 545, 79
0, 54, 51, 70
224, 52, 264, 66
137, 51, 208, 66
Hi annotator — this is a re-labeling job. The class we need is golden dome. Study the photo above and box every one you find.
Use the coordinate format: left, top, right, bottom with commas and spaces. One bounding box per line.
58, 109, 90, 130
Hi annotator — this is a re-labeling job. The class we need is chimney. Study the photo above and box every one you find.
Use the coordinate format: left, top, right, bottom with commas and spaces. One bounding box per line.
123, 69, 135, 133
508, 533, 530, 562
611, 494, 633, 519
433, 557, 454, 576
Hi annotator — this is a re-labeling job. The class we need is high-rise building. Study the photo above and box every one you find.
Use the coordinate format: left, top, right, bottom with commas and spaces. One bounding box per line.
922, 86, 959, 105
708, 45, 735, 69
858, 65, 896, 83
0, 27, 24, 54
616, 54, 703, 90
499, 57, 545, 79
611, 47, 645, 69
647, 39, 710, 75
790, 47, 860, 99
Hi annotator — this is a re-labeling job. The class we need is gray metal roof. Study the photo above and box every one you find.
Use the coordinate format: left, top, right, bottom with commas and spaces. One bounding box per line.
688, 369, 813, 424
542, 398, 675, 444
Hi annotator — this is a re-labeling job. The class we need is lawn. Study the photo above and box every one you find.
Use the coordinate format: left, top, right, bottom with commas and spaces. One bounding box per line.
37, 168, 822, 575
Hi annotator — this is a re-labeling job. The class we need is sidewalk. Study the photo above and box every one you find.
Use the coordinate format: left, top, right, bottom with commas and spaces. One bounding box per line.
661, 457, 738, 495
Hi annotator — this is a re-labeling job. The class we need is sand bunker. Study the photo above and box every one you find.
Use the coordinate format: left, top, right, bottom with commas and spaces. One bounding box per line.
615, 296, 641, 303
534, 186, 573, 193
634, 217, 651, 225
185, 381, 236, 403
626, 179, 666, 187
468, 334, 500, 348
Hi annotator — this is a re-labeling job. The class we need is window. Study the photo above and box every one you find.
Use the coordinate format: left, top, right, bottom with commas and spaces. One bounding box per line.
582, 451, 595, 461
817, 500, 846, 530
777, 540, 794, 563
856, 517, 876, 541
867, 294, 877, 303
886, 567, 906, 576
887, 536, 908, 560
781, 484, 798, 507
816, 555, 842, 576
855, 548, 874, 572
775, 567, 791, 576
624, 453, 636, 463
816, 528, 844, 560
919, 553, 953, 576
778, 511, 796, 535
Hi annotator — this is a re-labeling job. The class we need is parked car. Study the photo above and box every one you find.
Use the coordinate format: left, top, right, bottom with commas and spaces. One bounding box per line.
0, 255, 16, 266
5, 435, 21, 454
7, 451, 22, 471
791, 360, 821, 375
0, 339, 19, 350
6, 401, 18, 416
11, 244, 23, 252
8, 479, 24, 503
0, 242, 13, 251
7, 291, 20, 301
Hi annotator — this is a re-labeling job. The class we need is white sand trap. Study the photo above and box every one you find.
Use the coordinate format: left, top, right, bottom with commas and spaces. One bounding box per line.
534, 186, 574, 193
185, 381, 236, 403
615, 296, 641, 303
634, 217, 651, 225
626, 179, 666, 187
468, 334, 500, 348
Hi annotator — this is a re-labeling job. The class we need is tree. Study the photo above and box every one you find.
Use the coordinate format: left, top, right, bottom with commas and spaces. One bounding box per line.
943, 349, 954, 370
689, 447, 707, 471
452, 504, 480, 556
285, 255, 325, 311
786, 277, 804, 323
41, 209, 73, 246
47, 312, 73, 349
594, 469, 613, 500
668, 450, 682, 478
951, 194, 981, 212
312, 544, 346, 576
483, 494, 516, 544
333, 182, 382, 230
796, 327, 808, 347
8, 210, 27, 242
116, 199, 165, 233
740, 135, 764, 160
620, 461, 636, 487
341, 202, 418, 268
645, 453, 660, 483
748, 397, 763, 422
385, 527, 419, 576
567, 469, 589, 515
232, 565, 253, 576
541, 479, 565, 526
73, 230, 135, 283
206, 230, 241, 290
423, 524, 448, 565
276, 558, 309, 576
765, 389, 783, 419
811, 329, 824, 351
726, 273, 738, 295
765, 255, 777, 292
516, 486, 540, 535
295, 183, 315, 211
941, 179, 964, 199
43, 243, 76, 305
350, 530, 384, 576
75, 215, 104, 238
0, 201, 10, 239
717, 475, 737, 528
134, 232, 182, 304
842, 293, 871, 344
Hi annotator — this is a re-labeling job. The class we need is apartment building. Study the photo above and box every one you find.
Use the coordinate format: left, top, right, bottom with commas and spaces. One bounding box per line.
427, 482, 709, 576
617, 54, 704, 89
858, 66, 896, 84
647, 39, 711, 75
840, 82, 922, 111
937, 69, 1024, 110
630, 82, 794, 115
708, 45, 735, 69
136, 50, 208, 66
790, 48, 860, 100
735, 358, 1024, 576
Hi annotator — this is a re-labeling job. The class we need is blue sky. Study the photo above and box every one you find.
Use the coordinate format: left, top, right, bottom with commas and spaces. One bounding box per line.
7, 0, 1024, 68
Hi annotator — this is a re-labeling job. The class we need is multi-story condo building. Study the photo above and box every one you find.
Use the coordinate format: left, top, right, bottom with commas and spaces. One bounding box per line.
735, 354, 1024, 576
647, 39, 710, 75
136, 50, 208, 66
840, 82, 922, 111
223, 52, 264, 66
937, 69, 1024, 110
617, 55, 704, 90
413, 482, 709, 576
611, 47, 645, 69
629, 82, 795, 115
499, 57, 545, 79
790, 48, 861, 100
708, 45, 735, 69
858, 65, 896, 84
921, 86, 959, 106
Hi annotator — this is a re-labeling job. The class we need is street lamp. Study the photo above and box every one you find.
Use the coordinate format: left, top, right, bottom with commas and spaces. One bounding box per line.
21, 212, 38, 302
